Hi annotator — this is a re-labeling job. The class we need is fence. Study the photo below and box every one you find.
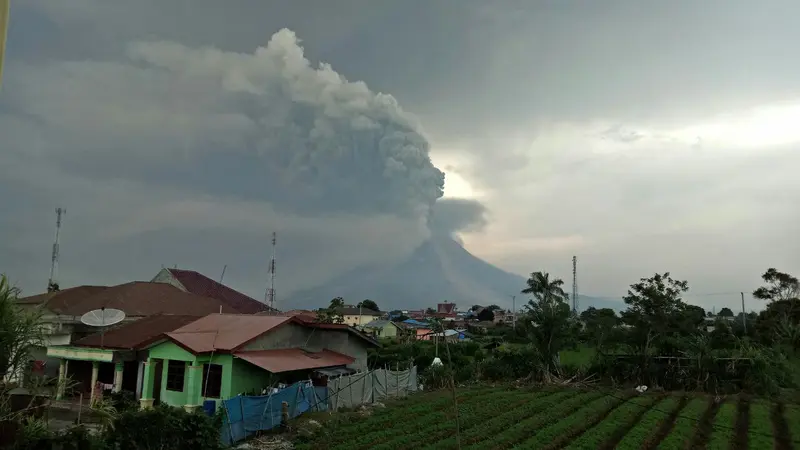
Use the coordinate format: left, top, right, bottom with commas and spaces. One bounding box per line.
220, 381, 326, 445
220, 366, 417, 445
327, 366, 418, 410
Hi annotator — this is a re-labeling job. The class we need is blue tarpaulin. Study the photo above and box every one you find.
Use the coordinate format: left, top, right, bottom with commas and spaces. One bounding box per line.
220, 381, 327, 445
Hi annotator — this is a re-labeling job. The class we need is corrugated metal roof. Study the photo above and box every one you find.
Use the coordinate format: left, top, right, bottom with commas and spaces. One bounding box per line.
166, 314, 294, 353
73, 314, 198, 350
16, 283, 237, 317
167, 268, 272, 314
234, 348, 354, 373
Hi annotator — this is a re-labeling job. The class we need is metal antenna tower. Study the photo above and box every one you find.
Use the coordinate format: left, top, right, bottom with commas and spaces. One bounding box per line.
572, 255, 578, 313
265, 232, 276, 310
48, 208, 65, 292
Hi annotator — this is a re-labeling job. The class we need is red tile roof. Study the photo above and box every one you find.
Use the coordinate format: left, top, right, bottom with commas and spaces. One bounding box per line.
17, 282, 237, 317
166, 314, 294, 353
234, 348, 354, 373
167, 268, 271, 314
73, 315, 198, 350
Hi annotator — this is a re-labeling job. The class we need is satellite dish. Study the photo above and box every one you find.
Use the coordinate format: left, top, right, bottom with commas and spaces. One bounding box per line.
80, 308, 126, 327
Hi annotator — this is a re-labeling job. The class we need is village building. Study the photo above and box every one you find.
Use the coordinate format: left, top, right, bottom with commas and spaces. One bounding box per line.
138, 314, 378, 410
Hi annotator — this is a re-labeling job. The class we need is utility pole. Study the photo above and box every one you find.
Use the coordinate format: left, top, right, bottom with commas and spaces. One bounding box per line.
47, 208, 65, 292
740, 292, 747, 333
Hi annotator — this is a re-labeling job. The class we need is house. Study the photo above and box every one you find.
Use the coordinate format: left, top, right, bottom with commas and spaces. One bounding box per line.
419, 329, 465, 343
151, 268, 273, 314
360, 320, 401, 338
268, 309, 319, 322
139, 314, 379, 410
333, 307, 384, 326
437, 302, 457, 315
48, 314, 199, 403
21, 282, 239, 383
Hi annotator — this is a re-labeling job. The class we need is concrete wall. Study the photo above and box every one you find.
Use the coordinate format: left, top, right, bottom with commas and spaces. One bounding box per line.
242, 323, 311, 351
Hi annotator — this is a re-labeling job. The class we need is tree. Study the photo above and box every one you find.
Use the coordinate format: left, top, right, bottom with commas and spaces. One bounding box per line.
477, 308, 495, 322
706, 311, 714, 318
329, 297, 345, 309
620, 272, 689, 355
522, 272, 569, 303
579, 307, 620, 350
718, 307, 734, 317
520, 271, 578, 376
470, 305, 482, 312
753, 268, 799, 303
487, 305, 502, 311
0, 275, 44, 382
357, 299, 379, 312
425, 307, 436, 315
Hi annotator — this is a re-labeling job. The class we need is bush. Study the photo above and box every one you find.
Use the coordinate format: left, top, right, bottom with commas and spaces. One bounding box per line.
9, 419, 104, 450
105, 405, 223, 450
106, 391, 137, 413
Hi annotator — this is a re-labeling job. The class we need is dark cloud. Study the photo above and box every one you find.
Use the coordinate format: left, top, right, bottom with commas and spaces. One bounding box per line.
3, 29, 444, 217
429, 199, 488, 239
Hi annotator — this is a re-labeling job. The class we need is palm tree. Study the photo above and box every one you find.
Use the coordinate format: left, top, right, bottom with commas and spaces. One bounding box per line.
522, 271, 569, 304
520, 272, 576, 379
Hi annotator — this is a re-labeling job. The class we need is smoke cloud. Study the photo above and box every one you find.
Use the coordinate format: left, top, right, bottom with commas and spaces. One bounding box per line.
6, 28, 445, 218
429, 198, 488, 241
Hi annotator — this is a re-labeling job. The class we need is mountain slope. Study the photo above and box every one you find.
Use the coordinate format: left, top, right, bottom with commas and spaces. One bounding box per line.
287, 235, 625, 311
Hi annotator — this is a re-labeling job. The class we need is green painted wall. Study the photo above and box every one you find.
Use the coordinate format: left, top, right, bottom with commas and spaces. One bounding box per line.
230, 358, 275, 396
198, 354, 233, 405
160, 360, 188, 407
145, 341, 235, 409
148, 341, 195, 361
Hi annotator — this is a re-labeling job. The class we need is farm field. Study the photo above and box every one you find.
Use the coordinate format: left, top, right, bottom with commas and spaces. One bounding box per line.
293, 385, 800, 450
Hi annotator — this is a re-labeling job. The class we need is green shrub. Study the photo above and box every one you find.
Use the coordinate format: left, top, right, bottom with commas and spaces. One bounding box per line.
104, 405, 222, 450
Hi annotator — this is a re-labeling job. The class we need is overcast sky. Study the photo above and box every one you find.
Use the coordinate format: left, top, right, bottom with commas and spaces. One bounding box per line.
1, 0, 798, 312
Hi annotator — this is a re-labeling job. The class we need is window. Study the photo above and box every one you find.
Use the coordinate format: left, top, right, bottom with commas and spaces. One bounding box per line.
201, 364, 223, 398
165, 360, 186, 392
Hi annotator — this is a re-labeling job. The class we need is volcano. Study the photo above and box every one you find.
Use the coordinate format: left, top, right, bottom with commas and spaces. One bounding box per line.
288, 236, 525, 310
286, 236, 625, 311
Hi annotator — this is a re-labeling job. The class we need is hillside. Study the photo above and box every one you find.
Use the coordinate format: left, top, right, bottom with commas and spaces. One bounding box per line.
287, 235, 624, 311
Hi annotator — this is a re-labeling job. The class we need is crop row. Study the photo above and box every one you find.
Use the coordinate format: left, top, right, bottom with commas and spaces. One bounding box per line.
332, 388, 527, 450
424, 389, 585, 450
746, 401, 774, 450
328, 386, 507, 443
706, 400, 736, 450
369, 389, 575, 450
513, 394, 629, 449
611, 396, 682, 449
564, 394, 659, 449
294, 386, 510, 450
655, 397, 708, 449
786, 404, 800, 445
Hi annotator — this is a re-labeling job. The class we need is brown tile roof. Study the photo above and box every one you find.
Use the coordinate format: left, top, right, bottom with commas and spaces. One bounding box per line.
165, 314, 294, 353
16, 286, 109, 308
19, 282, 240, 317
72, 315, 198, 350
258, 309, 319, 323
234, 348, 354, 373
167, 268, 272, 314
